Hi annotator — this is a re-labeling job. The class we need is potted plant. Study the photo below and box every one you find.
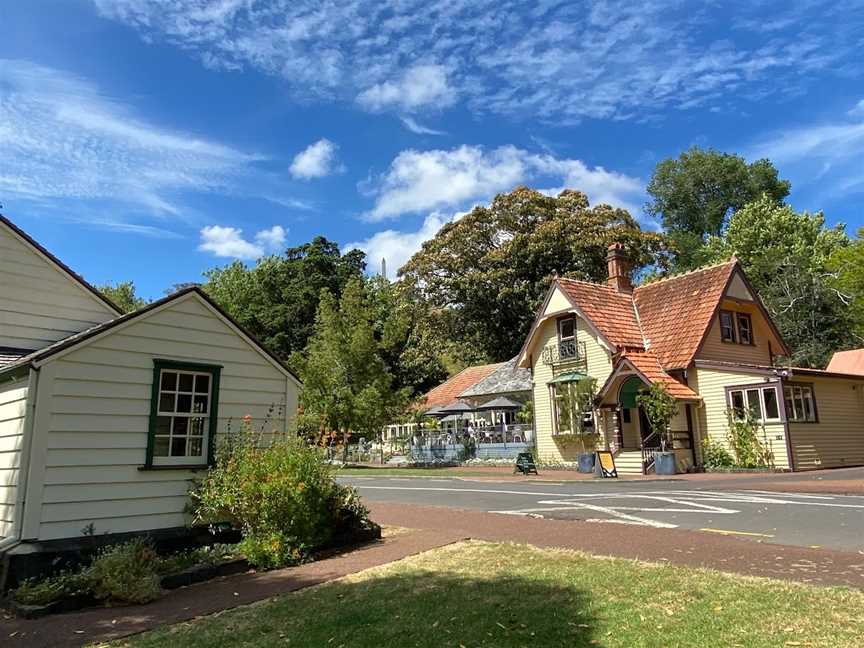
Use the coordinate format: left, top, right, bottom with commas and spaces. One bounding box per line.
553, 377, 599, 473
636, 382, 679, 475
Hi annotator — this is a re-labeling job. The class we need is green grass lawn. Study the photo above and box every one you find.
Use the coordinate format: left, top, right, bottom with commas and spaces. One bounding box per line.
110, 541, 864, 648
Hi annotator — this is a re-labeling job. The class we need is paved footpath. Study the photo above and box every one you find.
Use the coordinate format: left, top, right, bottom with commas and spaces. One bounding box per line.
343, 474, 864, 551
1, 529, 463, 648
369, 502, 864, 589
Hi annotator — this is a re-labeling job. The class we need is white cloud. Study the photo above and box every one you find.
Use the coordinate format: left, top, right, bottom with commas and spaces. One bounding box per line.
289, 138, 341, 179
357, 64, 455, 112
94, 1, 861, 123
365, 144, 644, 221
198, 224, 287, 260
0, 58, 265, 221
848, 99, 864, 119
254, 224, 287, 250
400, 116, 446, 136
345, 212, 450, 280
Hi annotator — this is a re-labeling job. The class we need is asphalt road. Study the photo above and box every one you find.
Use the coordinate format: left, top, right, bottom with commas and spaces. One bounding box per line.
340, 475, 864, 552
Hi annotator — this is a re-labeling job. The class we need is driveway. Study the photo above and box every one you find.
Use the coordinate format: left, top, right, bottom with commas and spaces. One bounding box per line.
341, 474, 864, 552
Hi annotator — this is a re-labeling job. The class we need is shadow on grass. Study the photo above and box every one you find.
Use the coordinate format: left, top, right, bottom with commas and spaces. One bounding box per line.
125, 568, 599, 648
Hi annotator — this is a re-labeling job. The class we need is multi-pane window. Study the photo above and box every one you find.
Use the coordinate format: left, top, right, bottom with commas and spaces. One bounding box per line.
719, 311, 736, 342
558, 316, 577, 358
551, 383, 575, 434
147, 362, 220, 467
784, 384, 817, 422
736, 313, 753, 345
728, 385, 781, 422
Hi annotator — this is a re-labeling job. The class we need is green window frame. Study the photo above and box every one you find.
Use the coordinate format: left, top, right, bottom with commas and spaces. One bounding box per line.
144, 359, 222, 470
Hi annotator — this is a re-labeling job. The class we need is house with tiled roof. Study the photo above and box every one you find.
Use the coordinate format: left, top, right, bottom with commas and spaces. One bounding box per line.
518, 243, 864, 474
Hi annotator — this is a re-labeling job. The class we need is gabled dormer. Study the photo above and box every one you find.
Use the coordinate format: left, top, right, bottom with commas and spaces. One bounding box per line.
694, 265, 787, 366
0, 216, 120, 353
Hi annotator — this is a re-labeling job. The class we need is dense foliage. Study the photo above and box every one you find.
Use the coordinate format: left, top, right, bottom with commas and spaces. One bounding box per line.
400, 186, 670, 361
700, 196, 853, 367
635, 383, 679, 451
645, 147, 790, 270
190, 423, 376, 569
202, 237, 365, 361
98, 280, 148, 313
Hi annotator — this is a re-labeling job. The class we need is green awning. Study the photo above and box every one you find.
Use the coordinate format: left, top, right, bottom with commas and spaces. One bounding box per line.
548, 371, 587, 384
619, 375, 645, 409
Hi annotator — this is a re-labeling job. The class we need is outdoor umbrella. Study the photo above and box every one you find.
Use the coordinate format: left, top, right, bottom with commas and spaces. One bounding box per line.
438, 400, 475, 413
423, 405, 448, 418
474, 396, 522, 411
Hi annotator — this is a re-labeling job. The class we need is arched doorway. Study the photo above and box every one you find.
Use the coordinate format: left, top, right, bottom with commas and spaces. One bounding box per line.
616, 376, 657, 449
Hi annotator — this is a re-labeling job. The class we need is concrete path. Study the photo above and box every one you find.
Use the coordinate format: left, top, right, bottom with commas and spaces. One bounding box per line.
342, 474, 864, 551
369, 502, 864, 589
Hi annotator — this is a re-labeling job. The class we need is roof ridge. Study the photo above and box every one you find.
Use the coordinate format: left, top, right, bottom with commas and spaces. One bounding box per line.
635, 257, 737, 290
557, 276, 615, 290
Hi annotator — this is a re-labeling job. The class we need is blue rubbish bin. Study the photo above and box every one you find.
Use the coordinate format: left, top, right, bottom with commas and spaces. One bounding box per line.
577, 452, 596, 473
654, 451, 677, 475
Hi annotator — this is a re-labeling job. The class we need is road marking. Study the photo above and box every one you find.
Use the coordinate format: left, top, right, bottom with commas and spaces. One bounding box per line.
700, 528, 775, 538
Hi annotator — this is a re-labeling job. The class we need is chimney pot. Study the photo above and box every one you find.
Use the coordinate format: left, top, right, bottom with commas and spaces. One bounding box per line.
606, 243, 633, 293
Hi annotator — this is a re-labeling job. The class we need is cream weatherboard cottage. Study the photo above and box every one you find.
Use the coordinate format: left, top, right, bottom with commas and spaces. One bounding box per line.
0, 216, 300, 558
518, 243, 864, 474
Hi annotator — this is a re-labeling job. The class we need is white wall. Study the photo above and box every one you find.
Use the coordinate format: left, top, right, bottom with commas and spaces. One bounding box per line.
0, 222, 117, 350
0, 375, 29, 538
22, 293, 298, 541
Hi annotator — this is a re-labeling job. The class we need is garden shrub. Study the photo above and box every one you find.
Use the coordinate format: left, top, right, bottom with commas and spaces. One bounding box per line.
725, 410, 773, 468
13, 570, 90, 606
84, 538, 162, 605
702, 437, 735, 470
190, 422, 378, 569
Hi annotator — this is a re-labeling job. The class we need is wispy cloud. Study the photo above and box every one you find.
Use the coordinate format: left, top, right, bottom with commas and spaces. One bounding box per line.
94, 1, 862, 123
0, 59, 268, 223
364, 144, 644, 221
748, 99, 864, 202
198, 224, 287, 260
357, 64, 455, 113
289, 138, 342, 179
400, 116, 447, 136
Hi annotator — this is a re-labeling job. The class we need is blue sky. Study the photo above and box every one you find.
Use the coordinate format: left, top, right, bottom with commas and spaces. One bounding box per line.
2, 1, 863, 299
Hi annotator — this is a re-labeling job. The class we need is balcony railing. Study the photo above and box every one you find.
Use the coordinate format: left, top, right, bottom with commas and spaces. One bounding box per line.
541, 340, 588, 369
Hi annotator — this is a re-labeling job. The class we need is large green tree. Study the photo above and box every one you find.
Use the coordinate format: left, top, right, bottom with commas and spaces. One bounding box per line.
701, 195, 852, 367
292, 278, 407, 445
400, 186, 670, 361
646, 147, 790, 269
826, 229, 864, 345
98, 281, 147, 314
202, 237, 366, 360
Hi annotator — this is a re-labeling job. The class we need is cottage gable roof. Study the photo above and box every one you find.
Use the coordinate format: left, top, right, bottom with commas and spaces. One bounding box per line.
421, 363, 502, 410
617, 349, 700, 400
826, 349, 864, 376
459, 357, 531, 398
632, 260, 738, 369
557, 278, 644, 348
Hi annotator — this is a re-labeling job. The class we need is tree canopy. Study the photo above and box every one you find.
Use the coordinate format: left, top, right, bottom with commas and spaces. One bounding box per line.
292, 278, 407, 443
700, 195, 852, 367
645, 147, 790, 269
400, 186, 670, 361
98, 281, 147, 314
202, 237, 366, 361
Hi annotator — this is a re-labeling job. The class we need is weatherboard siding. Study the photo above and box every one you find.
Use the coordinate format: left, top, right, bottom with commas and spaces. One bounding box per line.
532, 316, 613, 463
788, 376, 864, 470
689, 367, 789, 470
0, 375, 28, 537
0, 223, 116, 350
28, 294, 296, 541
696, 300, 775, 366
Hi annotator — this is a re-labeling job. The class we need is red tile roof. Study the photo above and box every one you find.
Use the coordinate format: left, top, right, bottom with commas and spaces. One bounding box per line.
557, 278, 644, 348
621, 349, 700, 400
633, 260, 737, 369
420, 363, 503, 410
826, 349, 864, 376
554, 260, 738, 371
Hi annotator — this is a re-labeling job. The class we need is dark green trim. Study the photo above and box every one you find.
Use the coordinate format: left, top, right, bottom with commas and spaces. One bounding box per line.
145, 359, 222, 469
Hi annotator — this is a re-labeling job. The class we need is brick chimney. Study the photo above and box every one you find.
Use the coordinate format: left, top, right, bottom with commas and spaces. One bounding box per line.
606, 242, 633, 293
